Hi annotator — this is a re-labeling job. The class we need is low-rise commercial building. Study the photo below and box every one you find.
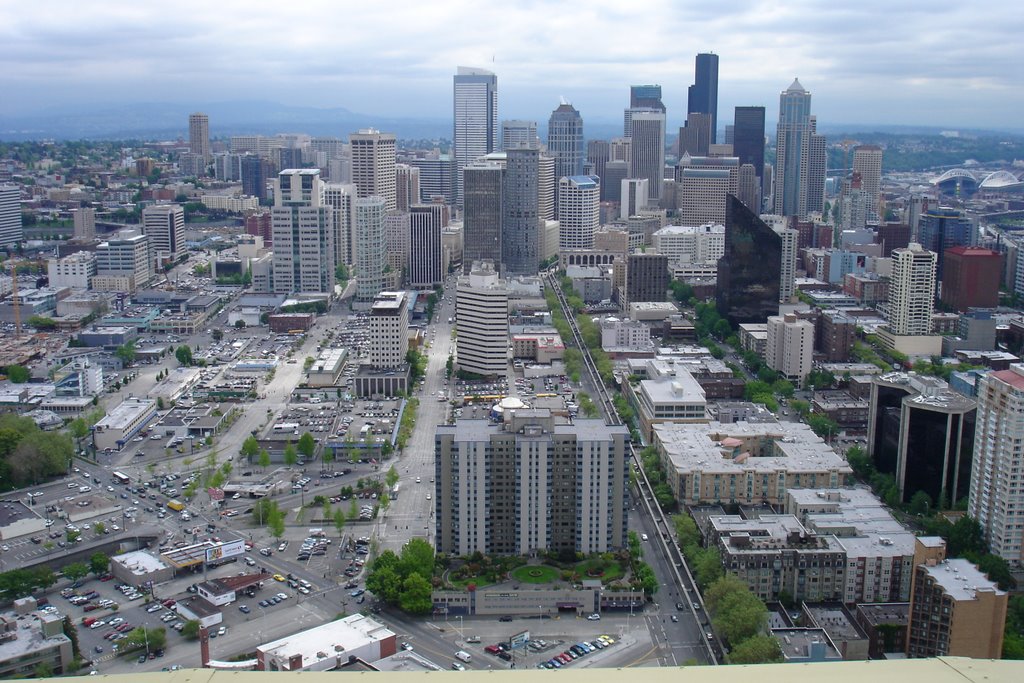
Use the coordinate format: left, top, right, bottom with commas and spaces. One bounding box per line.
307, 349, 347, 387
92, 397, 157, 452
256, 614, 396, 672
630, 366, 708, 441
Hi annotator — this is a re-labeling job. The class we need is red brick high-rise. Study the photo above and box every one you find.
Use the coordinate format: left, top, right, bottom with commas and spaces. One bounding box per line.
941, 246, 1002, 312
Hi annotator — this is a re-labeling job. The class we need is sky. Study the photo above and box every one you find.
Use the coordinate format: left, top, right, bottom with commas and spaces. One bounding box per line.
1, 0, 1022, 132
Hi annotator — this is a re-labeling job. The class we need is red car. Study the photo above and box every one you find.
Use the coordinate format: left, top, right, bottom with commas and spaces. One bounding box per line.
162, 599, 176, 608
485, 645, 502, 655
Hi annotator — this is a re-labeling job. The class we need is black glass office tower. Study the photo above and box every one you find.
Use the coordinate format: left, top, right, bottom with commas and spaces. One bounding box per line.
716, 194, 780, 325
687, 53, 719, 144
733, 106, 766, 184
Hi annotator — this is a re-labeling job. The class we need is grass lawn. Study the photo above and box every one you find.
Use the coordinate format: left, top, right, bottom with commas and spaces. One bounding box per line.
510, 564, 562, 584
575, 558, 625, 583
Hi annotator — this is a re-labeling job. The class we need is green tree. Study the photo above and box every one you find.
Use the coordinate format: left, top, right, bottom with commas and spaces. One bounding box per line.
251, 499, 277, 526
948, 515, 986, 557
5, 365, 30, 383
89, 552, 110, 576
398, 538, 435, 579
268, 506, 285, 538
181, 619, 201, 640
366, 564, 403, 604
385, 466, 399, 490
283, 443, 298, 467
123, 626, 167, 653
93, 522, 106, 535
114, 341, 137, 367
62, 562, 90, 582
297, 432, 316, 460
398, 572, 434, 614
908, 490, 932, 516
211, 329, 223, 342
257, 448, 271, 471
728, 635, 783, 664
175, 345, 194, 366
333, 508, 347, 537
672, 514, 700, 549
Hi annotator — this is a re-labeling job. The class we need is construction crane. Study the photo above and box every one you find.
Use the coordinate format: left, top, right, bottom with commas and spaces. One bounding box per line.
2, 256, 44, 339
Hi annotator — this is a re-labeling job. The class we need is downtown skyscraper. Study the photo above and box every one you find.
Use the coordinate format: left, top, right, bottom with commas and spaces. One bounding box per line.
188, 112, 210, 161
773, 79, 826, 218
687, 53, 719, 144
453, 66, 498, 208
629, 111, 666, 202
271, 169, 336, 295
502, 147, 541, 275
547, 101, 584, 214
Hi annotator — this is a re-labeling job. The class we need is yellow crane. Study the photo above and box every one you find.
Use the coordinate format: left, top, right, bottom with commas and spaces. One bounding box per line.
2, 257, 44, 339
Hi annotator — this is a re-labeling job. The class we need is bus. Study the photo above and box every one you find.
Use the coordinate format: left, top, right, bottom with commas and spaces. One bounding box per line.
112, 471, 130, 485
391, 483, 400, 501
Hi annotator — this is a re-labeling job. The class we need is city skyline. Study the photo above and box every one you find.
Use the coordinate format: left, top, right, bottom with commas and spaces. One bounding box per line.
1, 2, 1022, 131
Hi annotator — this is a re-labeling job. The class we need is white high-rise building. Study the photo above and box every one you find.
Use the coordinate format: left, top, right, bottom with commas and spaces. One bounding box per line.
651, 223, 725, 268
889, 243, 937, 336
620, 178, 649, 220
368, 291, 409, 369
271, 169, 335, 295
408, 204, 448, 288
456, 260, 508, 377
969, 364, 1024, 564
95, 230, 151, 290
141, 204, 185, 272
538, 154, 555, 222
773, 222, 798, 303
0, 184, 23, 248
350, 129, 397, 211
629, 111, 666, 201
72, 207, 96, 240
324, 183, 356, 268
47, 251, 96, 289
557, 176, 600, 250
766, 313, 814, 382
453, 67, 498, 207
354, 197, 387, 306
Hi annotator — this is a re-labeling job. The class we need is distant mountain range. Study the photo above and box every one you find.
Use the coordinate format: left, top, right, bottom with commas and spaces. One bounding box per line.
1, 100, 1020, 143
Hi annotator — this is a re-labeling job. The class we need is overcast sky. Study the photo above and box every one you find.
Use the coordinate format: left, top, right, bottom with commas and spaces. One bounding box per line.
2, 0, 1022, 131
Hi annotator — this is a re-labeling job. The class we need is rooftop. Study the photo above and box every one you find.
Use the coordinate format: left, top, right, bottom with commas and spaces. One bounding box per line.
94, 397, 156, 431
923, 558, 1005, 602
112, 550, 169, 575
656, 422, 851, 476
258, 614, 395, 670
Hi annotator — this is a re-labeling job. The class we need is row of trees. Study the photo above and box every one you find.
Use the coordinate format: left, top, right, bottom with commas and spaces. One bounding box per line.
673, 514, 781, 663
625, 531, 659, 595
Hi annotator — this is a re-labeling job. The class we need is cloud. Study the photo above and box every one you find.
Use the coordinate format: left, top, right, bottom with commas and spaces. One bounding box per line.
0, 0, 1022, 129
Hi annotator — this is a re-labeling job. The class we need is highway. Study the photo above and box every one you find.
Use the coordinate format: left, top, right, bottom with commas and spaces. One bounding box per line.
545, 273, 718, 664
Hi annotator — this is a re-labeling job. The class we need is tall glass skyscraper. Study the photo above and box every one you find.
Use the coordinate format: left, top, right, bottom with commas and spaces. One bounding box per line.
687, 53, 719, 144
502, 147, 540, 275
547, 101, 584, 213
733, 106, 766, 185
453, 67, 498, 208
716, 195, 782, 325
773, 79, 827, 218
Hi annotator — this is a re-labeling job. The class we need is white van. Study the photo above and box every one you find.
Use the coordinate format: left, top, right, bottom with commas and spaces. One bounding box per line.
454, 650, 472, 663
